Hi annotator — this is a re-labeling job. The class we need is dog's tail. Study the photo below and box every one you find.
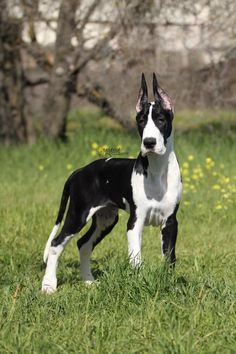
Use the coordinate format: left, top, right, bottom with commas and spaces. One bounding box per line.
43, 179, 70, 263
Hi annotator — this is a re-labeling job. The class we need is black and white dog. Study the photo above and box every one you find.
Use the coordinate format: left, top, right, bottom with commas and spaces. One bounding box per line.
42, 73, 182, 294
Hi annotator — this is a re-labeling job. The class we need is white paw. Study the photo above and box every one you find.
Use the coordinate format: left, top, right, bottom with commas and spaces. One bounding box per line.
41, 284, 57, 294
84, 280, 95, 286
81, 273, 96, 285
130, 257, 142, 269
41, 276, 57, 294
81, 270, 95, 282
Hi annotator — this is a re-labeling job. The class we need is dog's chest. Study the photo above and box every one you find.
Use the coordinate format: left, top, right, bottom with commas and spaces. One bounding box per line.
132, 174, 169, 226
131, 156, 182, 226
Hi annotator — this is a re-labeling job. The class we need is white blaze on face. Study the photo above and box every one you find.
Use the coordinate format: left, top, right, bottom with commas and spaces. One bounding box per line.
141, 105, 166, 156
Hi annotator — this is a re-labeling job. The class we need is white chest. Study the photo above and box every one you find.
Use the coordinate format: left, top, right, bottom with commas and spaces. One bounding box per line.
144, 199, 170, 226
131, 152, 182, 227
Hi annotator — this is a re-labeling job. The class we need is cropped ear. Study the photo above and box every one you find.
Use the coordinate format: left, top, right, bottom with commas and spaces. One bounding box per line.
153, 72, 173, 111
136, 73, 148, 113
153, 72, 162, 103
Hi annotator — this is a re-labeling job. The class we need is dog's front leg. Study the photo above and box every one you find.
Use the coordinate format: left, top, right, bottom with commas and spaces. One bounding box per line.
127, 209, 144, 267
161, 206, 179, 266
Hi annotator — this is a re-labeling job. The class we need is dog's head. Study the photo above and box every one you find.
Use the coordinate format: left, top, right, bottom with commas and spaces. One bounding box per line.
136, 73, 174, 156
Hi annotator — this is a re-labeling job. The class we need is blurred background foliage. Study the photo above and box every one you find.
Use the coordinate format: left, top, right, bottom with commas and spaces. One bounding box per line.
0, 0, 236, 144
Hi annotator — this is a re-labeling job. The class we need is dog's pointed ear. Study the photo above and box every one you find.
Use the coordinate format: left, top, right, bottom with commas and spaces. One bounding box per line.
136, 73, 148, 113
153, 72, 173, 111
153, 72, 161, 102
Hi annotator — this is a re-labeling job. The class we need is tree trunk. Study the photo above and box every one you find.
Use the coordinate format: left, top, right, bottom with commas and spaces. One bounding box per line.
0, 2, 32, 144
43, 0, 79, 139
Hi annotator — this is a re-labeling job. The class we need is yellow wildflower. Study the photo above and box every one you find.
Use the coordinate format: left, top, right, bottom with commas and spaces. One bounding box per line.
91, 150, 97, 157
206, 157, 213, 164
98, 146, 104, 155
66, 164, 73, 170
212, 185, 220, 190
182, 162, 189, 169
182, 169, 189, 176
190, 185, 197, 192
188, 155, 194, 161
215, 204, 222, 210
193, 167, 201, 174
205, 157, 215, 169
38, 165, 44, 171
91, 142, 98, 149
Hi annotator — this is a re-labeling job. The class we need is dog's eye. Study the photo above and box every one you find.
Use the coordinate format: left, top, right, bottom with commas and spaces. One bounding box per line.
138, 117, 146, 125
158, 118, 165, 124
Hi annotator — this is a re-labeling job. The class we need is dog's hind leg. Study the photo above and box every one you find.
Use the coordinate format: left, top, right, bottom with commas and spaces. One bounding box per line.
43, 178, 70, 264
77, 206, 118, 283
41, 205, 87, 294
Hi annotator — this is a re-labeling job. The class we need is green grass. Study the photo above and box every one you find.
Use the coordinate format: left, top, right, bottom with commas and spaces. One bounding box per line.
0, 109, 236, 353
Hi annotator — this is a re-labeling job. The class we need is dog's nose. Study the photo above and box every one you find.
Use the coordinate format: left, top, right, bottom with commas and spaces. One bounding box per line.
143, 137, 156, 149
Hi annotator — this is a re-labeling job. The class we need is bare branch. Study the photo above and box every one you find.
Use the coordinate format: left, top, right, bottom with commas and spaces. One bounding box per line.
76, 0, 101, 33
71, 21, 121, 76
24, 76, 49, 87
20, 0, 39, 43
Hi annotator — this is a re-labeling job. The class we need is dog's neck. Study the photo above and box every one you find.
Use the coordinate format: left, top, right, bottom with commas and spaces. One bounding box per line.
146, 132, 174, 176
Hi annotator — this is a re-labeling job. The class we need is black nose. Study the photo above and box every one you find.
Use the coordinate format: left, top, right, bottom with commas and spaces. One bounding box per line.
143, 137, 156, 149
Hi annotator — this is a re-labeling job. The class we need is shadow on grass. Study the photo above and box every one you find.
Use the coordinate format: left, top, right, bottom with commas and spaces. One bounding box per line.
59, 256, 190, 298
57, 252, 116, 286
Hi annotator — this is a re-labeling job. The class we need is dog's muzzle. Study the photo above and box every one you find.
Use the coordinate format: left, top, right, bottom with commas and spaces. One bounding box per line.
141, 137, 166, 156
143, 137, 156, 149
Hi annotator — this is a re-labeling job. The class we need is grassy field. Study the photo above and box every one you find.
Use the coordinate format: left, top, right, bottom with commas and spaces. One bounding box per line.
0, 109, 236, 353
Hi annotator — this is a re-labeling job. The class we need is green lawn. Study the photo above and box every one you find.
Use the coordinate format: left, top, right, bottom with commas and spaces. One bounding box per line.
0, 110, 236, 353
